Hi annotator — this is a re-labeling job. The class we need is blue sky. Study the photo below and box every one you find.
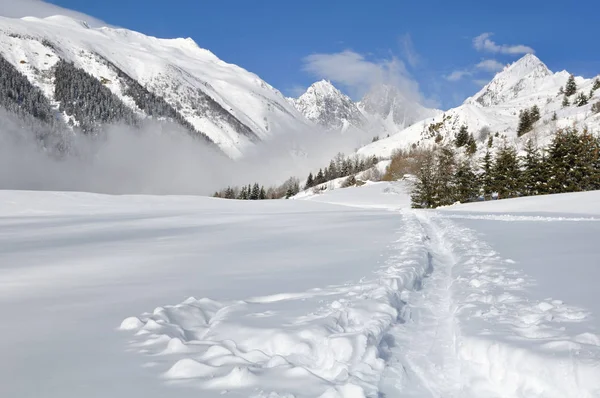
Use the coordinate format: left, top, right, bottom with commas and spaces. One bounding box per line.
33, 1, 600, 108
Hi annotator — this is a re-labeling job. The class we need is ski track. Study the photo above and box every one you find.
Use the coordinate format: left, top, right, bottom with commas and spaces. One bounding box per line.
120, 209, 600, 397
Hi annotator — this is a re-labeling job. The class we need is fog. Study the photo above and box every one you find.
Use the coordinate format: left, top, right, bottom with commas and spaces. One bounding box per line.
0, 111, 375, 196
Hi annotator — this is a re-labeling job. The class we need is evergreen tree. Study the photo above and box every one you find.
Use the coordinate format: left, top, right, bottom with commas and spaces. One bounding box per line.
238, 185, 248, 200
530, 105, 541, 123
491, 144, 521, 199
565, 74, 577, 96
562, 95, 570, 107
575, 92, 589, 107
521, 139, 543, 196
552, 112, 558, 121
453, 160, 478, 203
305, 172, 314, 189
558, 86, 564, 95
466, 134, 477, 156
435, 146, 457, 206
259, 186, 267, 200
454, 125, 470, 147
410, 150, 437, 208
250, 183, 260, 200
316, 168, 325, 185
517, 109, 532, 136
487, 135, 494, 148
593, 78, 600, 91
480, 150, 494, 199
327, 159, 339, 180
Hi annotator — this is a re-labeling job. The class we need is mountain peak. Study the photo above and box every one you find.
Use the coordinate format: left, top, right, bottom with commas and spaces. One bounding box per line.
466, 53, 552, 107
293, 80, 365, 130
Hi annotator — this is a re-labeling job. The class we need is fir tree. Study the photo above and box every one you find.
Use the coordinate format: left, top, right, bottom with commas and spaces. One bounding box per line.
562, 95, 570, 107
491, 144, 521, 199
466, 134, 477, 156
558, 86, 564, 95
453, 160, 478, 203
552, 112, 558, 121
410, 150, 437, 208
435, 146, 457, 206
521, 139, 543, 196
530, 105, 541, 123
238, 186, 248, 200
517, 109, 532, 136
454, 125, 470, 148
250, 183, 260, 200
480, 150, 494, 199
305, 172, 314, 189
316, 169, 325, 185
575, 92, 589, 107
594, 78, 600, 91
565, 74, 577, 96
259, 186, 267, 200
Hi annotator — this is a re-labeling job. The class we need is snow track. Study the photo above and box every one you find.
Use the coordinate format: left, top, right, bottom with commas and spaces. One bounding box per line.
119, 210, 433, 397
120, 208, 600, 397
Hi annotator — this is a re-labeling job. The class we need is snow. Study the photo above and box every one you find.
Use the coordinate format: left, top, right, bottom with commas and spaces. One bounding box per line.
0, 15, 312, 157
358, 54, 600, 160
1, 186, 600, 397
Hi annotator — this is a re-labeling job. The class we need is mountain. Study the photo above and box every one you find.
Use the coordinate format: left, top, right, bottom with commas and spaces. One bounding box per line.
290, 80, 365, 131
0, 15, 312, 158
358, 54, 600, 158
292, 80, 440, 136
358, 84, 441, 132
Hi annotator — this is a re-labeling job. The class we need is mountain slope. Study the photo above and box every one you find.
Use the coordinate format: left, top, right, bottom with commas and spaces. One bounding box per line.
358, 54, 600, 158
0, 15, 312, 158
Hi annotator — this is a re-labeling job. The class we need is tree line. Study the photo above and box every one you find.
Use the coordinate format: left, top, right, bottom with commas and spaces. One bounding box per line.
410, 127, 600, 208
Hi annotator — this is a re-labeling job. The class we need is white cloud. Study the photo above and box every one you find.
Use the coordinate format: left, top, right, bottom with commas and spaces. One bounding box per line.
445, 69, 471, 81
399, 33, 420, 67
475, 59, 505, 72
302, 50, 425, 103
0, 0, 108, 27
473, 33, 534, 55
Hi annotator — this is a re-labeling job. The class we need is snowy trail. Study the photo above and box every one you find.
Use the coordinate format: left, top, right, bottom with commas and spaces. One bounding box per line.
380, 210, 600, 398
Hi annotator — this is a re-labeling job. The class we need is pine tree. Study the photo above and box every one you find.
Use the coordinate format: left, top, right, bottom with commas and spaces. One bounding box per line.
593, 78, 600, 91
435, 146, 457, 206
305, 172, 314, 189
517, 109, 532, 136
410, 150, 437, 208
530, 105, 541, 123
558, 86, 564, 95
480, 150, 494, 200
575, 92, 589, 107
316, 169, 325, 185
552, 112, 558, 121
466, 134, 477, 155
521, 139, 543, 196
453, 160, 478, 203
250, 183, 260, 200
562, 95, 570, 107
454, 125, 469, 148
327, 160, 338, 180
259, 186, 267, 200
238, 186, 248, 200
565, 74, 577, 96
491, 144, 521, 199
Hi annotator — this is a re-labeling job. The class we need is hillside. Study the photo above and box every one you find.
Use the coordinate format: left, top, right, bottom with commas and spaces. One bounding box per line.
358, 54, 600, 158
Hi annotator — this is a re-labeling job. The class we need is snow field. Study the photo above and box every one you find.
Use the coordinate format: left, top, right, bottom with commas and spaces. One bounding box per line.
119, 209, 432, 397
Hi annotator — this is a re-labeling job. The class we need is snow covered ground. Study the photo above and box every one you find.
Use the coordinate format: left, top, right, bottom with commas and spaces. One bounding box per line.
1, 186, 599, 397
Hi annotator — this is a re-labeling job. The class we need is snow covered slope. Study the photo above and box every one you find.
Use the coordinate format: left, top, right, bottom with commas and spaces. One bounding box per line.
0, 15, 312, 158
290, 80, 366, 131
359, 54, 600, 158
2, 186, 599, 398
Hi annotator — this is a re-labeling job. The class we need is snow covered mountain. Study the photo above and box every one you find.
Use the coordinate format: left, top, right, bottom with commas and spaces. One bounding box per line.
0, 15, 312, 158
292, 80, 440, 136
290, 80, 365, 131
359, 54, 600, 158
